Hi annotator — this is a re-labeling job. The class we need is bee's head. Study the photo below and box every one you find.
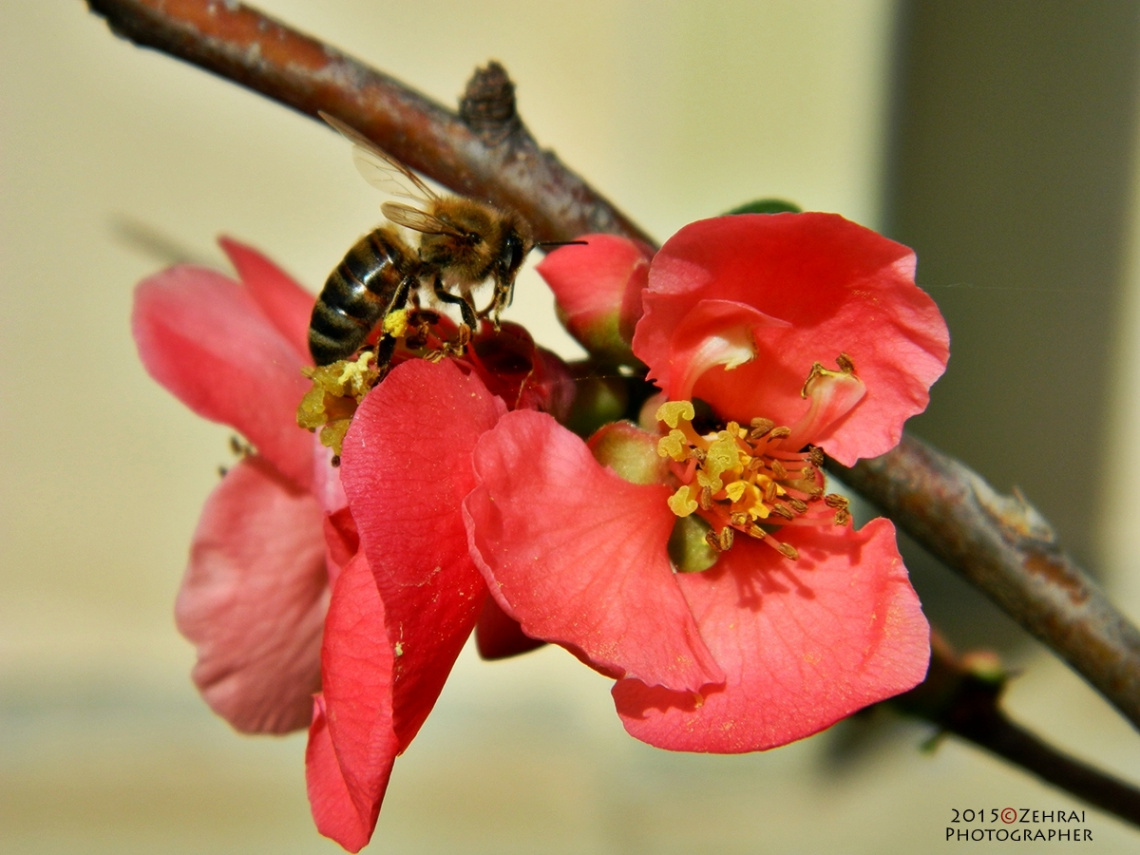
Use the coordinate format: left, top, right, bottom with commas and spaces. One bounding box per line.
492, 217, 535, 311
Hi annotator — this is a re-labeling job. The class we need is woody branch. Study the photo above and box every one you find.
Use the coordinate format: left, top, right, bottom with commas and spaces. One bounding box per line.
85, 0, 652, 247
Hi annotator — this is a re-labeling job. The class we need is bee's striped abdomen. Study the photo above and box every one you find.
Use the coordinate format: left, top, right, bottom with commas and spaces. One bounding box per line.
308, 228, 417, 365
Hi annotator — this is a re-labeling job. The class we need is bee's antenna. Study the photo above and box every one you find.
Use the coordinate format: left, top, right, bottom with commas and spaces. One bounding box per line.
536, 239, 589, 249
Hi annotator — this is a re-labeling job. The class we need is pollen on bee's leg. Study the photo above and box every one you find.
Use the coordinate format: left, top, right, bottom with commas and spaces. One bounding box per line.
382, 308, 410, 338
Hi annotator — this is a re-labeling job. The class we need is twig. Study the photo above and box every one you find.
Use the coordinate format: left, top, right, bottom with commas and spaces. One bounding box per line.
831, 434, 1140, 733
897, 635, 1140, 827
85, 0, 654, 246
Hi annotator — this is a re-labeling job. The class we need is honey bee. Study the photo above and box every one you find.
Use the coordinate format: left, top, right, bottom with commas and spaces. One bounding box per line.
308, 112, 536, 366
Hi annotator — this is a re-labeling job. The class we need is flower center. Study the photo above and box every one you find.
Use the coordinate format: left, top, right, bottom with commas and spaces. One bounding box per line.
655, 400, 850, 562
296, 310, 475, 459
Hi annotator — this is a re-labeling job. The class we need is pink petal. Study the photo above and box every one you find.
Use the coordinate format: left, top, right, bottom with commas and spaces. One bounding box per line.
306, 699, 361, 851
339, 359, 507, 750
475, 595, 546, 660
781, 361, 868, 452
537, 233, 652, 361
633, 214, 949, 465
306, 552, 398, 853
465, 410, 724, 691
310, 436, 350, 517
321, 506, 359, 589
175, 457, 327, 734
219, 237, 316, 362
665, 299, 791, 401
613, 518, 930, 752
133, 264, 314, 490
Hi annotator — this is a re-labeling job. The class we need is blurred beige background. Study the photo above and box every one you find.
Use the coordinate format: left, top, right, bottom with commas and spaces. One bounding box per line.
3, 1, 1140, 852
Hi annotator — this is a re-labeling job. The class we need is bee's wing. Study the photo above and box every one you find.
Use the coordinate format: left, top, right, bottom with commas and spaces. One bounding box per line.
319, 111, 439, 202
381, 202, 466, 238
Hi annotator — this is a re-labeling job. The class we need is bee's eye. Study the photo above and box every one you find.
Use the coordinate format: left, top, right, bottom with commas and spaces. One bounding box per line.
502, 233, 525, 273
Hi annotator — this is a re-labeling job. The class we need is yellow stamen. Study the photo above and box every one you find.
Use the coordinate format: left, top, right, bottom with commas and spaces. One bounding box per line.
667, 485, 699, 517
656, 400, 696, 428
656, 398, 850, 566
657, 429, 690, 462
297, 351, 381, 456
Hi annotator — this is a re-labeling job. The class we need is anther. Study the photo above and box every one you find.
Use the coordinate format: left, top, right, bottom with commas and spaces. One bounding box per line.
718, 527, 735, 551
749, 418, 775, 439
705, 530, 725, 553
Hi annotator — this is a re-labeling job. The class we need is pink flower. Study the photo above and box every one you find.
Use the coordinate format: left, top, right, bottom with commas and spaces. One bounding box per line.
134, 211, 947, 847
319, 340, 567, 850
134, 239, 396, 849
133, 237, 328, 735
134, 240, 568, 851
632, 213, 949, 466
465, 213, 949, 752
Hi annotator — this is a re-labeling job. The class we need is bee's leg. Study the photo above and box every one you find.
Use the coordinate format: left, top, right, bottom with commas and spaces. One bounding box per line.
453, 323, 472, 351
483, 277, 510, 330
403, 310, 432, 350
371, 274, 415, 373
373, 333, 398, 376
432, 272, 478, 329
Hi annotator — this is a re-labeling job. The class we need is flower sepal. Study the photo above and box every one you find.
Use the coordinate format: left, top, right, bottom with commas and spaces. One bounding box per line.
723, 198, 802, 215
587, 420, 669, 486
